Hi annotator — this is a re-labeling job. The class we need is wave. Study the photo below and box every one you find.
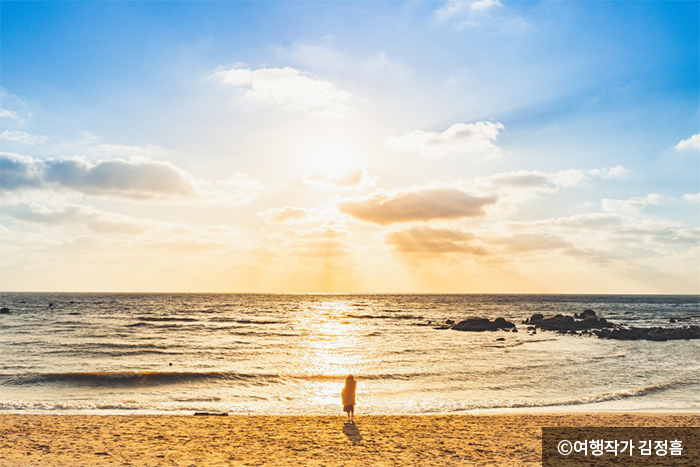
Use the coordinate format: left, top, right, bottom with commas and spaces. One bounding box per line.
209, 318, 282, 325
0, 371, 282, 387
135, 316, 199, 322
450, 378, 698, 412
0, 370, 453, 387
346, 314, 422, 320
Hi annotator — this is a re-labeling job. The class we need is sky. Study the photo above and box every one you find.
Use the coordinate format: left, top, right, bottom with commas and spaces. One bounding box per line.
0, 0, 698, 293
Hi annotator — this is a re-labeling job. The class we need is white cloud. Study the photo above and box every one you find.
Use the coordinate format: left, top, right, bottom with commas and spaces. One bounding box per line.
87, 143, 167, 158
682, 192, 700, 202
302, 165, 376, 191
201, 173, 262, 205
0, 130, 49, 145
588, 165, 626, 179
601, 193, 669, 214
271, 37, 411, 87
2, 203, 149, 235
0, 109, 22, 122
384, 122, 504, 158
437, 0, 502, 20
675, 133, 700, 151
208, 66, 352, 117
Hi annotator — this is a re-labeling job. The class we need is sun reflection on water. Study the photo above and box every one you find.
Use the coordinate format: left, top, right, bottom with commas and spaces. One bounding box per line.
286, 300, 369, 406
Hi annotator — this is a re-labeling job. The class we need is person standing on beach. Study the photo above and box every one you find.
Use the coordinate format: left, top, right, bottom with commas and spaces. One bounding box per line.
341, 374, 356, 421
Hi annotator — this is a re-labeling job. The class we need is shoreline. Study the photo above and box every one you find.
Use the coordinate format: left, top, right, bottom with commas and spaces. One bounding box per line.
1, 413, 698, 466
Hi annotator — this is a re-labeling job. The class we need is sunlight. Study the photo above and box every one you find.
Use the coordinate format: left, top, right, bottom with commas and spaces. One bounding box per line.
302, 137, 360, 175
283, 300, 367, 405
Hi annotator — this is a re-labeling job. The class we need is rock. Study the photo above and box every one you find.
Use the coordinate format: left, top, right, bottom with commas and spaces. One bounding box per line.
496, 337, 505, 341
452, 317, 493, 332
530, 313, 613, 332
452, 317, 516, 332
446, 319, 455, 325
595, 326, 699, 341
525, 313, 544, 324
575, 309, 597, 319
0, 307, 9, 314
511, 328, 518, 332
494, 317, 515, 328
669, 318, 676, 323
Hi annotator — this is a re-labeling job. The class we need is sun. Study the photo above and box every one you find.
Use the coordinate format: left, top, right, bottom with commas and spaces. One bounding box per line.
301, 137, 361, 175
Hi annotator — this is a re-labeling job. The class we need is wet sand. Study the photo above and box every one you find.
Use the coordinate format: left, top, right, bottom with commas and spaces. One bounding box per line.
0, 413, 697, 466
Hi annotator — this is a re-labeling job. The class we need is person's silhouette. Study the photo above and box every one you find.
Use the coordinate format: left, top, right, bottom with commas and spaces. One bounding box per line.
341, 374, 356, 420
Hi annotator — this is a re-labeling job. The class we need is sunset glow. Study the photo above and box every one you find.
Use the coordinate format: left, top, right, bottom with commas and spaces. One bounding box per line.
0, 1, 698, 293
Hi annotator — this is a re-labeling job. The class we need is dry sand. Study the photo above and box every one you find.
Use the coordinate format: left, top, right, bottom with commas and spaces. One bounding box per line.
0, 413, 697, 466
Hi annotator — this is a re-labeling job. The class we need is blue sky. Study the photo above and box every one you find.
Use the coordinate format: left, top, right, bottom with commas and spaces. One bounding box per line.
1, 1, 698, 293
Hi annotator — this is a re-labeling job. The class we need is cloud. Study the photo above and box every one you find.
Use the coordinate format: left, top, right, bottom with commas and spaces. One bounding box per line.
86, 143, 167, 158
492, 233, 572, 253
385, 226, 486, 255
201, 173, 262, 205
384, 122, 504, 158
208, 66, 352, 117
675, 133, 700, 151
340, 187, 496, 224
437, 0, 502, 20
471, 166, 626, 197
588, 165, 627, 179
259, 207, 315, 224
601, 193, 669, 214
0, 130, 49, 145
1, 153, 261, 204
302, 165, 376, 191
511, 213, 622, 231
0, 109, 23, 122
271, 37, 411, 88
682, 192, 700, 202
2, 203, 149, 235
0, 153, 197, 199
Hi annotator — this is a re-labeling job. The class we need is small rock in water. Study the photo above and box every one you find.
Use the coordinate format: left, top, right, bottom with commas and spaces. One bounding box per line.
452, 317, 516, 332
496, 337, 505, 341
0, 307, 10, 314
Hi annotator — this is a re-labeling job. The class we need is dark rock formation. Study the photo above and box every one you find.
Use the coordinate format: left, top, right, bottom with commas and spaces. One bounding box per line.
523, 313, 544, 324
452, 317, 516, 332
496, 337, 505, 341
528, 312, 613, 332
575, 309, 597, 319
596, 326, 699, 341
0, 307, 9, 314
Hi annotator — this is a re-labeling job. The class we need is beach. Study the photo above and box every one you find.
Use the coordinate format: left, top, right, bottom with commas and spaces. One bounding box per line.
1, 413, 698, 466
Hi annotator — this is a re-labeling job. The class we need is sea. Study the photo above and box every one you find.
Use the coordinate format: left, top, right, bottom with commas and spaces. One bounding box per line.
0, 293, 698, 415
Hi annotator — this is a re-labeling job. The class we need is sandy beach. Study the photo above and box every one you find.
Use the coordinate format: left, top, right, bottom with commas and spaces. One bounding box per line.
0, 413, 697, 466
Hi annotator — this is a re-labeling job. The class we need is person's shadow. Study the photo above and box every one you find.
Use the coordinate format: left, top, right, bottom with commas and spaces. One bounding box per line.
342, 420, 363, 444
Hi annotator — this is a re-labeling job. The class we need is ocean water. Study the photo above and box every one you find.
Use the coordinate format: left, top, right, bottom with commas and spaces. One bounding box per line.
0, 293, 698, 415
